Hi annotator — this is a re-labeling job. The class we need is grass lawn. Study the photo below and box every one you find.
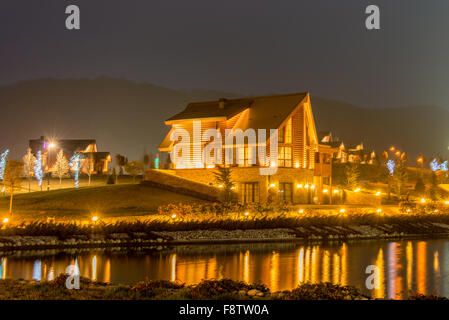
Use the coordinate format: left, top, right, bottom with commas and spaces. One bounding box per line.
0, 183, 208, 221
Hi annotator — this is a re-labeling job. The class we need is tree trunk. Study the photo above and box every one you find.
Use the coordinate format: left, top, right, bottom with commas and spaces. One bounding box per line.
88, 174, 91, 186
60, 176, 62, 185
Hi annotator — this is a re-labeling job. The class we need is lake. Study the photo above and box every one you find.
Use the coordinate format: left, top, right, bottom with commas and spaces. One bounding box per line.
1, 239, 449, 299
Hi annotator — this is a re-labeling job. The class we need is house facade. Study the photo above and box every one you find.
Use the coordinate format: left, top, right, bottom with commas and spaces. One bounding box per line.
29, 136, 111, 175
158, 93, 332, 204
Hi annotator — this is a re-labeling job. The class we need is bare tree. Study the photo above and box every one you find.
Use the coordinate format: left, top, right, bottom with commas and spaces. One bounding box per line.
82, 154, 95, 186
125, 160, 144, 183
22, 148, 36, 192
4, 160, 24, 217
53, 150, 69, 185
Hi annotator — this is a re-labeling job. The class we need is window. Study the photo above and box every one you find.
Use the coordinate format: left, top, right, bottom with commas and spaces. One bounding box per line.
278, 126, 285, 143
237, 146, 255, 167
279, 183, 293, 202
278, 146, 292, 167
241, 182, 259, 203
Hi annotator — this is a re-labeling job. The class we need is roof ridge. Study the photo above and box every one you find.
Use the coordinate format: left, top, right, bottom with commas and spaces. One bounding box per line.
187, 92, 309, 106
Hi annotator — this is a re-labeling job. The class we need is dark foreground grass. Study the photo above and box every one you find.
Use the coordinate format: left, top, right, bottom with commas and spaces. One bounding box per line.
0, 275, 444, 300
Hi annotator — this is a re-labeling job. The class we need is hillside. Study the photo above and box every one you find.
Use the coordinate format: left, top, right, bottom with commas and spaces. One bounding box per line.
0, 183, 207, 220
0, 78, 446, 161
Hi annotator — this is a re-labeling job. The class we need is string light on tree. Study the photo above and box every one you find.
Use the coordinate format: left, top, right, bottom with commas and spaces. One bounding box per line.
430, 158, 440, 172
34, 151, 43, 186
69, 153, 81, 188
0, 149, 9, 180
386, 160, 396, 175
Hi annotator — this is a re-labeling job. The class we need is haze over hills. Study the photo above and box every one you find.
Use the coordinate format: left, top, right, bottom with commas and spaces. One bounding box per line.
0, 78, 446, 164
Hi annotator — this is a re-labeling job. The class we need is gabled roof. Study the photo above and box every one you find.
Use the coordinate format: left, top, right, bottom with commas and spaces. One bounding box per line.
166, 92, 308, 130
160, 92, 318, 151
166, 99, 253, 123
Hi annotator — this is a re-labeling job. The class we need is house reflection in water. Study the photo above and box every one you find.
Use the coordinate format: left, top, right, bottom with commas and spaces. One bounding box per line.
1, 240, 449, 299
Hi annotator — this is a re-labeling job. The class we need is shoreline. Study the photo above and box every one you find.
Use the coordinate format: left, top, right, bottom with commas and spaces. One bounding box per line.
0, 226, 449, 252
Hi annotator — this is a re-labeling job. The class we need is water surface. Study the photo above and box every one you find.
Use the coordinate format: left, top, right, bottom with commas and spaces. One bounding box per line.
1, 239, 449, 299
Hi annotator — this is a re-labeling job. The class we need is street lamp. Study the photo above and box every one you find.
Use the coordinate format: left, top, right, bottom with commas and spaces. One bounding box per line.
47, 142, 57, 191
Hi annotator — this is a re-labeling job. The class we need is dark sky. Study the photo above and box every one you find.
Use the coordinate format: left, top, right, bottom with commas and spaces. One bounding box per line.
1, 0, 449, 109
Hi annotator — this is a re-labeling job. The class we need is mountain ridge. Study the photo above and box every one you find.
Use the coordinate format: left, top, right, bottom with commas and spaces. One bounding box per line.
0, 77, 446, 163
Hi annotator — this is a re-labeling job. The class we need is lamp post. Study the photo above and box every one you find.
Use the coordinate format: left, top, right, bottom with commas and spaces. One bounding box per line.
47, 142, 56, 191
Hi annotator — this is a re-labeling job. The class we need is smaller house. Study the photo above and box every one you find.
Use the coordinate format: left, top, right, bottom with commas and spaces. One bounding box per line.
29, 136, 111, 175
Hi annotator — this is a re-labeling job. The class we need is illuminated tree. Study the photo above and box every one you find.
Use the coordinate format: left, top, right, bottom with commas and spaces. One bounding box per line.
53, 150, 69, 185
34, 151, 43, 190
82, 153, 95, 186
393, 163, 408, 195
22, 148, 36, 192
344, 163, 360, 190
4, 160, 24, 216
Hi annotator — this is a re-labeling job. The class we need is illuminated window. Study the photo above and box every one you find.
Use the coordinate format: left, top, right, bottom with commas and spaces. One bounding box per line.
278, 146, 292, 167
278, 126, 285, 143
237, 146, 255, 167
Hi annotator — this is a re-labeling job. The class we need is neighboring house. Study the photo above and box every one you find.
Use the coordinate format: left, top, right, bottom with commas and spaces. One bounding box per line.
158, 93, 333, 204
29, 136, 111, 175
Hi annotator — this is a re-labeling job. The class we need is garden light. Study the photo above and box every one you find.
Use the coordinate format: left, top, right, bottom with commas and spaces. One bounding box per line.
244, 212, 249, 216
323, 189, 328, 193
218, 185, 223, 188
299, 209, 304, 214
92, 216, 98, 222
354, 188, 360, 192
339, 208, 346, 213
375, 191, 381, 196
171, 214, 177, 219
2, 218, 8, 224
334, 189, 339, 194
421, 198, 426, 203
297, 184, 303, 189
269, 183, 275, 188
376, 209, 382, 213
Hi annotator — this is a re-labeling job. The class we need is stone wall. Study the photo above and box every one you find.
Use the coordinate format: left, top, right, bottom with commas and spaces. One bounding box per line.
173, 167, 315, 203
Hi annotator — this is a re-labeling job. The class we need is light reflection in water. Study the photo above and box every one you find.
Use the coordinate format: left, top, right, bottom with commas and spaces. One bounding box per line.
0, 239, 449, 298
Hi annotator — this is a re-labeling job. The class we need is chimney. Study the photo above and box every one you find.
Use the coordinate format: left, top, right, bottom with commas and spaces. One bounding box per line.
218, 98, 226, 109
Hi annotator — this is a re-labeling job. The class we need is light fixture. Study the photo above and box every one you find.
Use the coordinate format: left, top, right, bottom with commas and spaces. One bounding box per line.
218, 184, 223, 188
2, 218, 8, 223
339, 208, 346, 213
171, 214, 177, 219
91, 216, 98, 222
375, 191, 381, 196
354, 188, 360, 192
297, 184, 303, 189
323, 189, 328, 193
376, 209, 382, 213
269, 183, 275, 188
334, 189, 339, 194
299, 209, 304, 214
421, 198, 426, 203
244, 212, 249, 216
